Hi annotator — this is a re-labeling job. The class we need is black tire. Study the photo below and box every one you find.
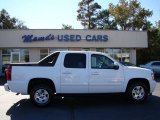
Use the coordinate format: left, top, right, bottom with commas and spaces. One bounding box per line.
30, 84, 53, 107
126, 82, 148, 103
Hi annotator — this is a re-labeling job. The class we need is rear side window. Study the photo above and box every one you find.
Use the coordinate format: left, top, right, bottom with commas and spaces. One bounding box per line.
38, 52, 59, 66
64, 53, 86, 68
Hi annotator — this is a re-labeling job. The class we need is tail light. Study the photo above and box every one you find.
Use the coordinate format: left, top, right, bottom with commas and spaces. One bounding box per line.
5, 66, 12, 81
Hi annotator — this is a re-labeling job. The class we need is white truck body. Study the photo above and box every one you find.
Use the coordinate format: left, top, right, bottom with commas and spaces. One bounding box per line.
4, 51, 156, 106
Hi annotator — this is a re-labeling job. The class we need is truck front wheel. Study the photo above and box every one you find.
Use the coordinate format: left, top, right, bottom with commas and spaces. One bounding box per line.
30, 85, 53, 107
126, 82, 148, 102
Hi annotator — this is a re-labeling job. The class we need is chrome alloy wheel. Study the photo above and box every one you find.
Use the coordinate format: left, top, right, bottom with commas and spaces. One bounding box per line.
34, 89, 49, 104
132, 86, 145, 100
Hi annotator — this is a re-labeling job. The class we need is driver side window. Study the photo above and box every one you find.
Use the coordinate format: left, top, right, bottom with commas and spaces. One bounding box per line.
91, 54, 114, 69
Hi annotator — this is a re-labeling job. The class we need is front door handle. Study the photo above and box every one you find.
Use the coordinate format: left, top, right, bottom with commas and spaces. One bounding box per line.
91, 72, 99, 75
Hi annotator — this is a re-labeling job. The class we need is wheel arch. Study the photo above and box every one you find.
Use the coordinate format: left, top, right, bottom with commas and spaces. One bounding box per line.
125, 78, 150, 93
28, 78, 56, 94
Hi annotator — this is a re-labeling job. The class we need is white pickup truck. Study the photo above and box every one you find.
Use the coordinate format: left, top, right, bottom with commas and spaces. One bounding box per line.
4, 51, 156, 106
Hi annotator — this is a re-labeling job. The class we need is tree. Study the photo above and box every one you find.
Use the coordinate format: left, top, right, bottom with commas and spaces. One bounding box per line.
62, 24, 73, 29
77, 0, 101, 29
137, 25, 160, 65
109, 0, 152, 30
156, 20, 160, 29
0, 9, 27, 29
95, 9, 117, 30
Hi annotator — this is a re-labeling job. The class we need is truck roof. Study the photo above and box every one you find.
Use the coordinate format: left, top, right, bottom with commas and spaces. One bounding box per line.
55, 50, 103, 54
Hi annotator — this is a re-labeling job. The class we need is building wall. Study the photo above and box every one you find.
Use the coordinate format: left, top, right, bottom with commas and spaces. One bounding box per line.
0, 30, 148, 48
0, 30, 148, 76
130, 49, 137, 65
69, 48, 81, 51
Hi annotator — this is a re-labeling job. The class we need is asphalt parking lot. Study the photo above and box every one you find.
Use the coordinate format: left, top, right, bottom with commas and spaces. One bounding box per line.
0, 77, 160, 120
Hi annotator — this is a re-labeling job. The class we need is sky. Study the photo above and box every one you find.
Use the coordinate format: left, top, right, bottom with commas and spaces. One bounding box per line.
0, 0, 160, 29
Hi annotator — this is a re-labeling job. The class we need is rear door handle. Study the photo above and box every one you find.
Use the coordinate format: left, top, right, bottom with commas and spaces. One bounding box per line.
62, 72, 71, 75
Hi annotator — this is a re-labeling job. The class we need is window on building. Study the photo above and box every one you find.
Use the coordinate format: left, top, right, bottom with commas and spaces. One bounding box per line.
40, 48, 49, 60
64, 53, 86, 68
105, 48, 130, 62
49, 48, 68, 54
91, 54, 114, 69
96, 48, 105, 53
20, 49, 29, 62
2, 48, 29, 64
1, 49, 29, 75
11, 49, 20, 52
113, 49, 121, 61
40, 48, 68, 60
122, 49, 130, 62
10, 49, 20, 63
105, 49, 113, 57
81, 48, 90, 51
2, 49, 11, 64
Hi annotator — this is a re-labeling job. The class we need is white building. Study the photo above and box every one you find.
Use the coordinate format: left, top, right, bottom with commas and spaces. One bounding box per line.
0, 29, 148, 76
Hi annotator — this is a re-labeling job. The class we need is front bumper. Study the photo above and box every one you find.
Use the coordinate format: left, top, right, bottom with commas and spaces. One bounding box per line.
150, 80, 156, 93
4, 83, 10, 92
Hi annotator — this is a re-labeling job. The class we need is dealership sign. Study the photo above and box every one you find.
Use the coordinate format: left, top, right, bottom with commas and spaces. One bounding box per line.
22, 34, 108, 42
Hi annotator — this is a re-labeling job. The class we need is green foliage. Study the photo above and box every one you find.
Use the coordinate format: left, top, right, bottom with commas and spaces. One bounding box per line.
0, 9, 27, 29
156, 20, 160, 29
108, 0, 152, 30
77, 0, 101, 29
77, 0, 152, 30
95, 9, 117, 30
109, 0, 130, 30
62, 24, 73, 29
76, 0, 159, 64
137, 27, 160, 65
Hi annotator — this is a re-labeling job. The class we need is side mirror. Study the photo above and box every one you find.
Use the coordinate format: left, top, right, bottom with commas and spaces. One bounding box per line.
113, 64, 119, 70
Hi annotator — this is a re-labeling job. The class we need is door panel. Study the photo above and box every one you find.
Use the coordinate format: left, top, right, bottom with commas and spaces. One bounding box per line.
89, 54, 124, 93
61, 53, 89, 93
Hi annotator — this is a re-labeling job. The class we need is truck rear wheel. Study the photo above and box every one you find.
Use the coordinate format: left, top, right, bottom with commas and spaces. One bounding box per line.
126, 82, 148, 102
30, 85, 53, 107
